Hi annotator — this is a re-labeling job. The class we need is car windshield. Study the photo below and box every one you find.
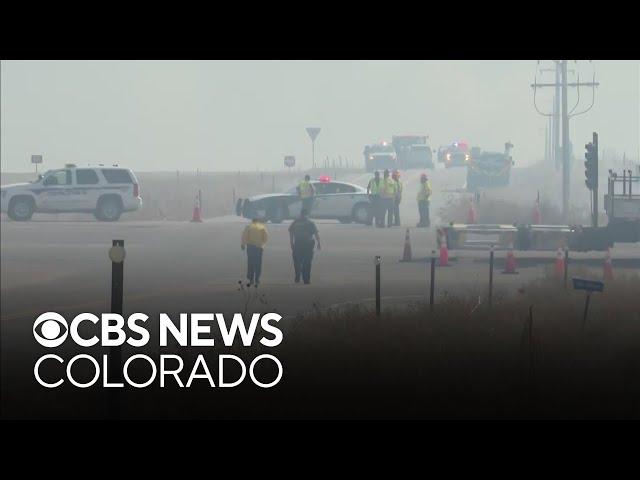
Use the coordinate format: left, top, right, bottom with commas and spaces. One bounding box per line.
33, 170, 52, 183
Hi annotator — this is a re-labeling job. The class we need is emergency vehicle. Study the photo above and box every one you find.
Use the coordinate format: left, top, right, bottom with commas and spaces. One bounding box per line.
1, 164, 142, 221
437, 141, 471, 168
364, 142, 397, 173
236, 176, 372, 224
465, 142, 514, 191
392, 135, 434, 169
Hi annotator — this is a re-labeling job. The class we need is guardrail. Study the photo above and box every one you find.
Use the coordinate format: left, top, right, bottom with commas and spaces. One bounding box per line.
439, 223, 579, 251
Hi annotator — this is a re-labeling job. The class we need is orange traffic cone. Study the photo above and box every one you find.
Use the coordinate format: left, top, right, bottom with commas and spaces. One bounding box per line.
191, 194, 203, 223
554, 248, 565, 278
502, 246, 518, 274
467, 200, 477, 224
603, 248, 614, 280
400, 228, 412, 262
438, 229, 450, 266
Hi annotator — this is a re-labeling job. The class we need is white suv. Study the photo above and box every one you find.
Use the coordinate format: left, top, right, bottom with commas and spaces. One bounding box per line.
1, 164, 142, 221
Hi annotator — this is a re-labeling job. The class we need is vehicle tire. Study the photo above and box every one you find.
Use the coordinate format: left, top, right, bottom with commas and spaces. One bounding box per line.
96, 197, 122, 222
269, 205, 287, 224
352, 203, 370, 224
8, 197, 35, 221
338, 217, 352, 224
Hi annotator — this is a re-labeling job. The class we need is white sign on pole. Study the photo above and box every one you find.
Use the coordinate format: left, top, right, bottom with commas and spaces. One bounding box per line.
306, 127, 321, 141
31, 155, 43, 164
284, 156, 296, 168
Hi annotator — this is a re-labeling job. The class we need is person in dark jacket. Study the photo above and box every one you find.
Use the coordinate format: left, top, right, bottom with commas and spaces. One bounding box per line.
289, 209, 321, 284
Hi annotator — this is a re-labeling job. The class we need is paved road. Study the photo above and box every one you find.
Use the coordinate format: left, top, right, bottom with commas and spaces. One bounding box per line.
3, 215, 638, 322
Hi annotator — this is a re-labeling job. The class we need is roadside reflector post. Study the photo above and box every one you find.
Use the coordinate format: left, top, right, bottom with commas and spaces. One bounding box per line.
488, 244, 495, 309
564, 247, 569, 290
582, 292, 591, 333
521, 305, 535, 388
429, 250, 436, 311
375, 256, 382, 316
108, 240, 125, 419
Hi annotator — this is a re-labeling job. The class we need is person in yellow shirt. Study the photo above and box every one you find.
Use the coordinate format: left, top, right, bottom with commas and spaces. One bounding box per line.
391, 169, 402, 226
297, 175, 316, 213
380, 169, 397, 228
416, 173, 433, 227
241, 217, 269, 286
366, 170, 382, 227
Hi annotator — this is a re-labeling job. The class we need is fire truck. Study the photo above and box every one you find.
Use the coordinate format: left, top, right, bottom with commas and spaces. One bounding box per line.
392, 135, 434, 169
465, 142, 514, 192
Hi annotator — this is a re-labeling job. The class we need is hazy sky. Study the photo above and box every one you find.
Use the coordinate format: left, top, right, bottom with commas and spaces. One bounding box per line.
1, 60, 638, 172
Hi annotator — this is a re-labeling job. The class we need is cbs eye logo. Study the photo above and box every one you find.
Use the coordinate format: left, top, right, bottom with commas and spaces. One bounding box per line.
33, 312, 68, 347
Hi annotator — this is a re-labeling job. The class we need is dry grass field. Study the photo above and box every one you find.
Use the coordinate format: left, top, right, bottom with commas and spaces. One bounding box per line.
117, 270, 640, 420
438, 193, 591, 226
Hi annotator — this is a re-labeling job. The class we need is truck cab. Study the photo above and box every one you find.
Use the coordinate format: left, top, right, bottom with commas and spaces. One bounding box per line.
392, 135, 434, 169
438, 141, 470, 168
466, 142, 514, 192
364, 142, 397, 172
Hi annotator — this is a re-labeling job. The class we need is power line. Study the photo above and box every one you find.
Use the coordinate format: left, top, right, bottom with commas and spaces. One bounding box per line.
531, 60, 600, 221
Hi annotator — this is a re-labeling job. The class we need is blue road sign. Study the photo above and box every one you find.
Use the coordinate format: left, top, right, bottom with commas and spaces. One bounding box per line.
572, 278, 604, 292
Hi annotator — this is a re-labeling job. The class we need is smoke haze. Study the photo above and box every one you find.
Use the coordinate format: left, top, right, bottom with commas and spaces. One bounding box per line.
1, 60, 638, 172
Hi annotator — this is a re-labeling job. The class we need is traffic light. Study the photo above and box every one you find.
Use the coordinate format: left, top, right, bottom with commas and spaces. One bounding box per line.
584, 141, 598, 190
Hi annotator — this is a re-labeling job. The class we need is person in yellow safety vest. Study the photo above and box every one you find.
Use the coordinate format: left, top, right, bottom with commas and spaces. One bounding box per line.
366, 170, 382, 227
380, 169, 398, 228
241, 217, 269, 287
416, 173, 433, 228
391, 169, 402, 226
297, 175, 316, 213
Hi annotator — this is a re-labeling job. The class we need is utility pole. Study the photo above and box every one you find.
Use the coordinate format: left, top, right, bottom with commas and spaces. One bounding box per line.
539, 65, 561, 169
531, 60, 599, 221
554, 64, 561, 171
561, 60, 570, 219
544, 120, 549, 162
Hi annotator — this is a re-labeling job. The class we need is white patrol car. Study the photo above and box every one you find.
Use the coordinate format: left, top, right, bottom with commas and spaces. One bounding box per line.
236, 177, 372, 224
1, 164, 142, 221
